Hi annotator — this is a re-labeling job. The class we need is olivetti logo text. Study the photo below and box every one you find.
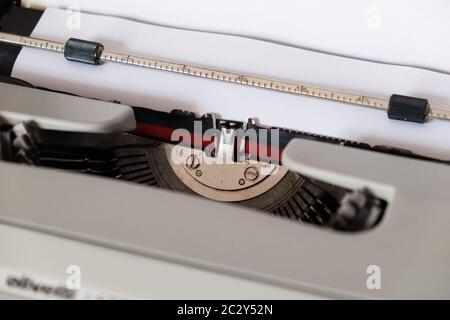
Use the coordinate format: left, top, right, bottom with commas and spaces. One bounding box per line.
6, 275, 76, 299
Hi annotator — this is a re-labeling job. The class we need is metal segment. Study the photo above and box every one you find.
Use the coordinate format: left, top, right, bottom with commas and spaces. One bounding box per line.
100, 49, 389, 110
0, 32, 65, 53
428, 107, 450, 120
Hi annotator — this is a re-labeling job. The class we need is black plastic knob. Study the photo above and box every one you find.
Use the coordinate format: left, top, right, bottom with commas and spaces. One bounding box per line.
388, 94, 429, 123
64, 38, 104, 65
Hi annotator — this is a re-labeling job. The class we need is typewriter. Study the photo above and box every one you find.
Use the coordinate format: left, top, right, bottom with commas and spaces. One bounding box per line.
1, 0, 450, 299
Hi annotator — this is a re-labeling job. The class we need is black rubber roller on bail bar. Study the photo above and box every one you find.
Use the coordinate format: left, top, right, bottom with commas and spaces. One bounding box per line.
64, 38, 104, 65
387, 94, 429, 123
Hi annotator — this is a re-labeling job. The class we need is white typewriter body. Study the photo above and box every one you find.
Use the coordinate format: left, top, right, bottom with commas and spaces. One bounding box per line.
1, 0, 450, 299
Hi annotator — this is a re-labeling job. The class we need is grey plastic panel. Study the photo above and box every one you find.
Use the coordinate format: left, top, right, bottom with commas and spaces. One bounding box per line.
0, 83, 136, 133
0, 223, 320, 299
1, 137, 450, 298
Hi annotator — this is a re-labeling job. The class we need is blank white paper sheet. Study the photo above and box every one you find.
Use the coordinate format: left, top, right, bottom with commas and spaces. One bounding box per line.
12, 7, 450, 159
